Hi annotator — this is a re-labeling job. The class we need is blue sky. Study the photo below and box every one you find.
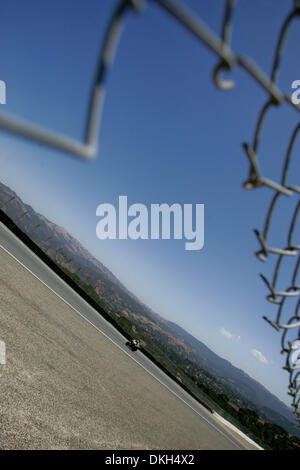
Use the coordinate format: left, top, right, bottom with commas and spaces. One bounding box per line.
0, 0, 299, 407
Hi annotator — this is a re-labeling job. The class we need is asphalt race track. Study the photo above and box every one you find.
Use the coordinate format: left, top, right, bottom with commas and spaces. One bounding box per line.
0, 222, 253, 449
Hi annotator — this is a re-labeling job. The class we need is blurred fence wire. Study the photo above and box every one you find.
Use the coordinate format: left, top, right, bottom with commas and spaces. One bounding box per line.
0, 0, 299, 425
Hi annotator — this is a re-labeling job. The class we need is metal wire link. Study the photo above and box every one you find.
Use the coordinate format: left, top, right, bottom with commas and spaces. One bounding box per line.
0, 0, 299, 424
0, 0, 144, 159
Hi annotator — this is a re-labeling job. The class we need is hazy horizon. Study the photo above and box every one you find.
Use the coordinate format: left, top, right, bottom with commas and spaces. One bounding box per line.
0, 0, 299, 408
0, 178, 294, 411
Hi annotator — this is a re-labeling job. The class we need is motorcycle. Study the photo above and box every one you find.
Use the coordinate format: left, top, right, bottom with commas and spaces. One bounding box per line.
126, 339, 140, 352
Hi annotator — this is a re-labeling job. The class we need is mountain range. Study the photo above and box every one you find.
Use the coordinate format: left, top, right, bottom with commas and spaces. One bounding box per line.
0, 180, 298, 437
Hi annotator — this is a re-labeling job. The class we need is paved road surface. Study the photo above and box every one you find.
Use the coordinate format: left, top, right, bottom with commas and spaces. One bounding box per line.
0, 222, 251, 449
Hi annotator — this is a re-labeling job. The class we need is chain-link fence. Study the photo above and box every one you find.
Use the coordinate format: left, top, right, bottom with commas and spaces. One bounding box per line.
0, 0, 299, 425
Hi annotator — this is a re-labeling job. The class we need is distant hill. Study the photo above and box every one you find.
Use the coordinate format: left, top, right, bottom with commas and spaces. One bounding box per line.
0, 180, 298, 437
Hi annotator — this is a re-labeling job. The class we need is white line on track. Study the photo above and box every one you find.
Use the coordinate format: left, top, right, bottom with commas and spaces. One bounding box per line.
0, 224, 245, 450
